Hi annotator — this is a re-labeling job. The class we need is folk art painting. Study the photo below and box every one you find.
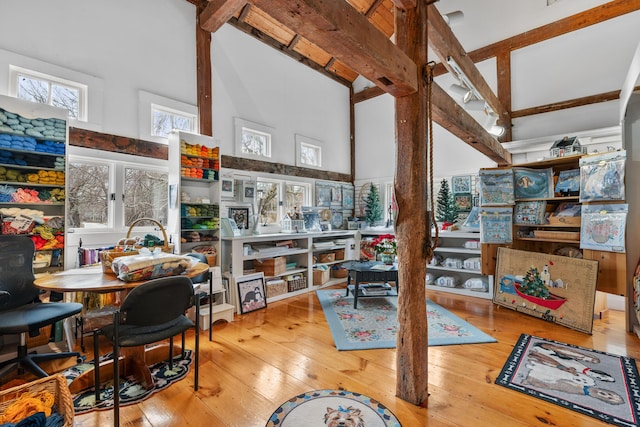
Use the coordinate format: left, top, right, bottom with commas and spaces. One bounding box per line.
494, 248, 598, 334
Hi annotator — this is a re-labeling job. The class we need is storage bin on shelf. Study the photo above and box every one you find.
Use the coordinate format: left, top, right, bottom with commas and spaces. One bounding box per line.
286, 274, 307, 292
318, 252, 335, 263
334, 249, 345, 260
313, 267, 330, 285
253, 256, 286, 276
265, 279, 287, 298
0, 374, 74, 427
331, 265, 349, 278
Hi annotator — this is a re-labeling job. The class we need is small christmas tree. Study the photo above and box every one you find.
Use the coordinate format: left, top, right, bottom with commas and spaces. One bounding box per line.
519, 266, 550, 299
436, 179, 457, 224
364, 183, 383, 226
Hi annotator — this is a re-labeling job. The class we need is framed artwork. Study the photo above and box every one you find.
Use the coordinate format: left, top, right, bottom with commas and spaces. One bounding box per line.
479, 169, 514, 206
221, 178, 235, 199
242, 181, 256, 203
480, 207, 513, 244
461, 206, 480, 232
331, 209, 343, 230
579, 150, 626, 202
494, 247, 598, 333
454, 193, 472, 212
303, 211, 321, 232
580, 203, 628, 252
315, 182, 332, 207
342, 185, 354, 210
513, 167, 553, 200
236, 272, 267, 314
452, 175, 472, 194
228, 207, 250, 230
514, 201, 547, 225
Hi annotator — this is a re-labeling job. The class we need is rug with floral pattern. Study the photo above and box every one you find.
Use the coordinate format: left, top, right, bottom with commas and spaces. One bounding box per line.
316, 289, 496, 350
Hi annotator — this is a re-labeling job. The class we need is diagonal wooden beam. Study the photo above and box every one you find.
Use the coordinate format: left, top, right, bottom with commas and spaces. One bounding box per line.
199, 0, 247, 32
426, 4, 508, 124
249, 0, 418, 97
431, 83, 511, 166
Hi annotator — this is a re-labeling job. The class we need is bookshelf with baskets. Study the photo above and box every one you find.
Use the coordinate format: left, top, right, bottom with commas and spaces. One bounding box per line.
0, 96, 67, 274
221, 230, 357, 312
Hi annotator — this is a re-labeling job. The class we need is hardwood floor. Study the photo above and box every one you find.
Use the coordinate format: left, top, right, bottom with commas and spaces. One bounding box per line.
11, 286, 640, 426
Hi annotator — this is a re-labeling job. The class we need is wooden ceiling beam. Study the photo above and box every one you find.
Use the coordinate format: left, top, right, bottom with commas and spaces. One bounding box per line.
226, 16, 352, 87
249, 0, 418, 97
431, 82, 511, 165
199, 0, 248, 33
426, 3, 508, 123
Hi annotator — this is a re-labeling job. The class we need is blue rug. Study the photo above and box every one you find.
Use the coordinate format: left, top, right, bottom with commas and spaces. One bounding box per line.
316, 289, 496, 350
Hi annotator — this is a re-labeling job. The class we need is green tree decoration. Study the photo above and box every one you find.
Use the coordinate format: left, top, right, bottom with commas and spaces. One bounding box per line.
364, 183, 383, 226
519, 266, 550, 299
436, 179, 457, 224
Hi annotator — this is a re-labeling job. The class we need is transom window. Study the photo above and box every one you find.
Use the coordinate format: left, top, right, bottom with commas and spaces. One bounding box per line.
295, 134, 323, 169
152, 104, 196, 138
234, 118, 273, 160
11, 66, 87, 121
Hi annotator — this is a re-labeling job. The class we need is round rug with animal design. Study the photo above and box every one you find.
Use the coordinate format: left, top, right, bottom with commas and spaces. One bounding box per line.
266, 389, 401, 426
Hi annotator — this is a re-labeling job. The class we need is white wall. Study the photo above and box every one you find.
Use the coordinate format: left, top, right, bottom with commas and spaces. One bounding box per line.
0, 1, 350, 175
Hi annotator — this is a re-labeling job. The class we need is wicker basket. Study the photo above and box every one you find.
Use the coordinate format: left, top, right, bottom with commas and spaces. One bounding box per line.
287, 277, 307, 292
100, 218, 173, 273
0, 374, 73, 427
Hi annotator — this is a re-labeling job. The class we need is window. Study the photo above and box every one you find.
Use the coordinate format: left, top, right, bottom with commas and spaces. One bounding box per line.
138, 91, 197, 143
151, 104, 196, 138
284, 182, 311, 216
256, 180, 280, 225
11, 66, 87, 120
295, 134, 323, 168
67, 161, 110, 228
234, 118, 273, 159
67, 156, 168, 231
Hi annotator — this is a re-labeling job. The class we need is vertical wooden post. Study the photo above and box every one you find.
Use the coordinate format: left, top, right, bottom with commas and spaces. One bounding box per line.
196, 1, 213, 137
394, 2, 429, 406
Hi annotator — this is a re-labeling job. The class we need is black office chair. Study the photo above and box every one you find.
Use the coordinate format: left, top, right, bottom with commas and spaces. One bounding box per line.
0, 235, 83, 380
96, 275, 200, 427
185, 252, 213, 341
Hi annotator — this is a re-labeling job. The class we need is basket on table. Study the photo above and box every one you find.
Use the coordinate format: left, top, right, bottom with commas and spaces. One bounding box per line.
0, 374, 73, 427
100, 218, 174, 273
191, 245, 217, 266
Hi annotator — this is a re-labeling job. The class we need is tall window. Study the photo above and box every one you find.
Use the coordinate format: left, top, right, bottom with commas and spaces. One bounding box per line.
151, 104, 195, 138
11, 66, 87, 120
234, 118, 273, 160
124, 167, 169, 224
284, 182, 310, 216
256, 180, 280, 225
67, 161, 110, 228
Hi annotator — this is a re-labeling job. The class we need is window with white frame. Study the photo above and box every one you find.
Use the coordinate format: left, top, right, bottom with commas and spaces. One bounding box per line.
10, 66, 87, 121
138, 90, 197, 143
67, 156, 168, 231
234, 118, 273, 159
151, 104, 196, 138
295, 134, 323, 168
284, 182, 311, 216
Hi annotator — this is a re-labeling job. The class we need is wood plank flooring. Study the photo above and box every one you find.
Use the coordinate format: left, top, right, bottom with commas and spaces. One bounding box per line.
11, 286, 640, 426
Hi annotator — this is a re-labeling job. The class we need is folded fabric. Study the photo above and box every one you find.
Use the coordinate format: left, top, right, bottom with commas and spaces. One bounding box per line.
111, 250, 194, 282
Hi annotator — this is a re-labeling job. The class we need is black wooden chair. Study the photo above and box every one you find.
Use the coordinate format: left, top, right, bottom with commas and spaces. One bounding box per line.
0, 235, 83, 380
185, 252, 214, 341
95, 275, 200, 427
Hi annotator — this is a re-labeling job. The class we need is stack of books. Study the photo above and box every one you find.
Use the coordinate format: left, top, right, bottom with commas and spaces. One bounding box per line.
361, 283, 392, 296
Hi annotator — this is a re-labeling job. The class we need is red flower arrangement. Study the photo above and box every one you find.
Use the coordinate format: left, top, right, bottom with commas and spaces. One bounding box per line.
372, 234, 397, 255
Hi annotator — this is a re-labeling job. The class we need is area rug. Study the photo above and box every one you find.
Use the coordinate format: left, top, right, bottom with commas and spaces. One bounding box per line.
496, 334, 640, 427
316, 289, 496, 350
63, 350, 193, 414
266, 389, 401, 426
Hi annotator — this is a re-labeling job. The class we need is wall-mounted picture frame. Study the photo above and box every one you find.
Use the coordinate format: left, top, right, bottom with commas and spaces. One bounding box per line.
316, 182, 332, 207
221, 177, 235, 199
229, 207, 250, 230
242, 181, 256, 203
452, 175, 472, 194
454, 193, 472, 212
342, 185, 354, 210
236, 272, 267, 314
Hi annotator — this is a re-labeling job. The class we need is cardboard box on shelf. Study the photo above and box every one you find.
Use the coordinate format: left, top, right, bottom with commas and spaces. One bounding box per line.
254, 256, 286, 276
313, 268, 330, 285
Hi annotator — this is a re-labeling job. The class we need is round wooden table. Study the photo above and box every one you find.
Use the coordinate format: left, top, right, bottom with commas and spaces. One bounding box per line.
34, 262, 209, 393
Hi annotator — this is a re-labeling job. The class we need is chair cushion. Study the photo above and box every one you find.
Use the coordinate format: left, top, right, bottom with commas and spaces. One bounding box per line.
0, 302, 83, 335
101, 315, 194, 348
